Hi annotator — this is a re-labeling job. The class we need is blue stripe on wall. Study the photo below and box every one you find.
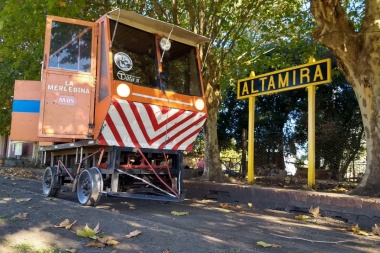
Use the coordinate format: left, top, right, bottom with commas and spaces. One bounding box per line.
12, 100, 40, 113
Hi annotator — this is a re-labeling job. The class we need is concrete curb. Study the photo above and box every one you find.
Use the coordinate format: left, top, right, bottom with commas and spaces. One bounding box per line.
184, 180, 380, 228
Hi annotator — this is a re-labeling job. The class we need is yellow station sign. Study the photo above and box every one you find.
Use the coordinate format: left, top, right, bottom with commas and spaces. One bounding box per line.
237, 58, 331, 99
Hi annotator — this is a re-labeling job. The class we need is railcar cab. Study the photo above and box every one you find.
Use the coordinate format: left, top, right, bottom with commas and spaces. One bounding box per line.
36, 9, 210, 204
39, 9, 209, 141
94, 10, 209, 140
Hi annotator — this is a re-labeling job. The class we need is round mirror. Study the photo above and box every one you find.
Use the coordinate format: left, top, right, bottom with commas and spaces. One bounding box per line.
159, 37, 171, 51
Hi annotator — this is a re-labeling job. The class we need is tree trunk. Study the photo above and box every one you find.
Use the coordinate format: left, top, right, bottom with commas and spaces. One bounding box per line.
202, 69, 222, 181
310, 0, 380, 196
350, 83, 380, 195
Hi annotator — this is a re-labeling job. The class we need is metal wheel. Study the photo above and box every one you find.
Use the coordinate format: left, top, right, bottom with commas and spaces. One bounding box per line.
77, 167, 103, 206
42, 166, 61, 197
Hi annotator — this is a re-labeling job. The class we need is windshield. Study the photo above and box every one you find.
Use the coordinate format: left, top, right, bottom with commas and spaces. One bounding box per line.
160, 40, 202, 96
110, 20, 202, 96
110, 20, 157, 88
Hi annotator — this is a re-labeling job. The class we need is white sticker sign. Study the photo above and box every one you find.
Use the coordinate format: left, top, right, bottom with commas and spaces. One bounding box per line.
114, 52, 133, 71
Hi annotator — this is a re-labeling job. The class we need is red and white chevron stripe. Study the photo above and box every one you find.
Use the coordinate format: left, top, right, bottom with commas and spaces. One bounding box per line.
98, 99, 207, 150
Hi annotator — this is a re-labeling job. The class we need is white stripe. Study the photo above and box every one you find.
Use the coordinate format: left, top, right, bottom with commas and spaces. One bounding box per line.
100, 123, 116, 146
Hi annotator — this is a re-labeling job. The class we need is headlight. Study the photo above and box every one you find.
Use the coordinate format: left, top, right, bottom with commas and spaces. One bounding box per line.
116, 83, 130, 97
194, 98, 205, 110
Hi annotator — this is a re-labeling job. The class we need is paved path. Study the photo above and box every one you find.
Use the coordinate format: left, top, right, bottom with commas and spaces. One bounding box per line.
1, 173, 380, 252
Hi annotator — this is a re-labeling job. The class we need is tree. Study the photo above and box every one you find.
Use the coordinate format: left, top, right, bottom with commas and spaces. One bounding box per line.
309, 0, 380, 196
0, 0, 114, 136
0, 0, 316, 184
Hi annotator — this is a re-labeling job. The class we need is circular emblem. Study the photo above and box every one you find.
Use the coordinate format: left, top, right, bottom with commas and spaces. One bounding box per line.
114, 52, 133, 71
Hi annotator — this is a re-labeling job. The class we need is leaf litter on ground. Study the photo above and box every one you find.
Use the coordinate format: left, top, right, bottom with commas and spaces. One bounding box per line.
15, 198, 32, 202
308, 206, 320, 217
125, 230, 142, 238
348, 224, 372, 236
256, 241, 280, 248
171, 211, 189, 216
13, 212, 29, 220
372, 224, 380, 235
54, 220, 120, 248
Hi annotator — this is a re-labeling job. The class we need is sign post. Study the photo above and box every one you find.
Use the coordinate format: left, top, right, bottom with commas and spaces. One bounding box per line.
247, 72, 256, 183
237, 58, 331, 187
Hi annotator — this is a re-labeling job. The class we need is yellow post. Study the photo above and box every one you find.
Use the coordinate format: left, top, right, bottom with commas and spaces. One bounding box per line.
247, 71, 256, 183
307, 57, 316, 187
307, 85, 316, 187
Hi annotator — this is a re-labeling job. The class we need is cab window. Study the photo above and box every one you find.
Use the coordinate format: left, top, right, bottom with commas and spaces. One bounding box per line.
110, 20, 157, 88
49, 21, 92, 72
160, 41, 202, 96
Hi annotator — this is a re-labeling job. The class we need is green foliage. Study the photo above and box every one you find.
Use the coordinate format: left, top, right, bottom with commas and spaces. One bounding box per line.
0, 0, 115, 135
291, 68, 364, 178
0, 0, 325, 181
218, 40, 364, 178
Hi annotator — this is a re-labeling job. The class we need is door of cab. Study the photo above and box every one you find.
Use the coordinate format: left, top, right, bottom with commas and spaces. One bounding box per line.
39, 16, 97, 139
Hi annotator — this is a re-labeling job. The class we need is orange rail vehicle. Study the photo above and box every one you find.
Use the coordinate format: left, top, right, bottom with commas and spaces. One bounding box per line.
10, 9, 209, 206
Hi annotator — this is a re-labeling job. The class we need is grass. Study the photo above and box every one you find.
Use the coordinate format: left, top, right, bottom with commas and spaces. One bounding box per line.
0, 215, 11, 225
12, 243, 63, 253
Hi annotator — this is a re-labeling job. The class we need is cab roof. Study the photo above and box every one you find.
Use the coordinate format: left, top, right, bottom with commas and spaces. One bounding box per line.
106, 9, 210, 47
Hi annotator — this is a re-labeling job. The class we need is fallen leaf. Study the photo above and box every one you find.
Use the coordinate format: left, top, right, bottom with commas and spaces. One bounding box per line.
44, 197, 58, 201
76, 224, 99, 239
256, 241, 280, 248
236, 205, 243, 209
93, 223, 100, 234
220, 203, 232, 209
65, 249, 76, 253
163, 249, 171, 253
125, 230, 142, 238
65, 221, 77, 230
308, 206, 320, 217
349, 224, 371, 236
215, 208, 234, 213
171, 211, 189, 216
357, 230, 370, 236
13, 213, 28, 219
98, 236, 119, 246
238, 211, 246, 214
372, 224, 380, 235
333, 187, 348, 193
85, 240, 105, 248
247, 203, 253, 207
351, 224, 360, 232
54, 219, 77, 230
295, 214, 310, 220
15, 198, 32, 202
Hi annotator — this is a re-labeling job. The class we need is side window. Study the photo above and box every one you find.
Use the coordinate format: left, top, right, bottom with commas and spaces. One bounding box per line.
110, 20, 157, 88
49, 21, 92, 72
98, 21, 108, 102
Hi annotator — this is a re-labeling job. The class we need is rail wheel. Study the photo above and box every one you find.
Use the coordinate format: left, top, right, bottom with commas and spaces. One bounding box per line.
42, 166, 61, 197
77, 167, 103, 206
